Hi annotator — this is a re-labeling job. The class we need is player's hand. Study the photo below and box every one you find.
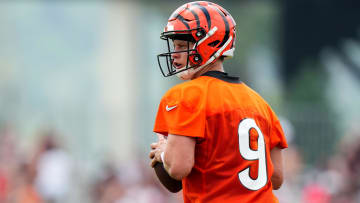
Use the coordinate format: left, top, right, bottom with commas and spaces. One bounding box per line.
149, 134, 167, 167
156, 133, 165, 141
149, 144, 161, 167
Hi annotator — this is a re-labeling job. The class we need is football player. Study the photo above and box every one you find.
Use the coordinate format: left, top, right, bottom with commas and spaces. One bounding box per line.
149, 1, 288, 202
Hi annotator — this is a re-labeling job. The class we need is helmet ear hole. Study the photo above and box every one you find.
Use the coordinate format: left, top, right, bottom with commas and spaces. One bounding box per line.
194, 29, 206, 40
190, 54, 202, 65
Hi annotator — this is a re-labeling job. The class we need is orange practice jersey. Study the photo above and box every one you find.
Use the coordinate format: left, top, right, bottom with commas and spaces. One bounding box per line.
154, 71, 288, 203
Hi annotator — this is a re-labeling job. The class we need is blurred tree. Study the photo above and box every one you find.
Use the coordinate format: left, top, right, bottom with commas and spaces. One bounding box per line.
284, 60, 338, 164
281, 0, 360, 85
280, 0, 360, 165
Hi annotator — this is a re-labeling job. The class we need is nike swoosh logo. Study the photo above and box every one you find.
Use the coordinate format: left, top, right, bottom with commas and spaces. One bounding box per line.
166, 105, 177, 111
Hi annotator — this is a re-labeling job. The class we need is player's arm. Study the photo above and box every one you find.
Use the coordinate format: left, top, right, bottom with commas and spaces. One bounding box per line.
163, 134, 196, 180
270, 146, 284, 190
149, 133, 183, 192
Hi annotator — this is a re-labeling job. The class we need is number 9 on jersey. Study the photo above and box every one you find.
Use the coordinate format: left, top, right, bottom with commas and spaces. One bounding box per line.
238, 118, 267, 191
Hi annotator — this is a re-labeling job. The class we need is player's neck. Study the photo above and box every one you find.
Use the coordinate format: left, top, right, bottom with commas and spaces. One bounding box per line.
193, 60, 224, 79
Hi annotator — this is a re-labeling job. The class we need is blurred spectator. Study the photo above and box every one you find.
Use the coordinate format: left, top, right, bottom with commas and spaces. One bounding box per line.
0, 125, 22, 202
0, 169, 8, 202
6, 122, 360, 203
12, 162, 43, 203
274, 117, 304, 203
91, 157, 176, 203
345, 134, 360, 198
115, 159, 168, 203
92, 162, 125, 203
330, 130, 360, 203
274, 145, 304, 203
33, 132, 73, 203
301, 165, 333, 203
302, 182, 331, 203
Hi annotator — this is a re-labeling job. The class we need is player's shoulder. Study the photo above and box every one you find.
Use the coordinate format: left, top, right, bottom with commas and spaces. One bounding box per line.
242, 83, 269, 104
162, 79, 205, 107
239, 83, 276, 115
166, 78, 205, 96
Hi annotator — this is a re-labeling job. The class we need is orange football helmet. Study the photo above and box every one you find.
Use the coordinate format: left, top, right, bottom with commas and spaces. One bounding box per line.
157, 1, 236, 77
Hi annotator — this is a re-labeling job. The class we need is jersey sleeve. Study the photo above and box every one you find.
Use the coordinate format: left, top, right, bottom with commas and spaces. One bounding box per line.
153, 83, 206, 138
268, 107, 288, 150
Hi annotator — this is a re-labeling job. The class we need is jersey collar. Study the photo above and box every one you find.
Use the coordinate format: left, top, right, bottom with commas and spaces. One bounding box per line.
201, 71, 241, 84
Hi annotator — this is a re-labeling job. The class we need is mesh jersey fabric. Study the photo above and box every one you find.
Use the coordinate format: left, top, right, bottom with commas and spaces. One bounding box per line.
154, 71, 288, 203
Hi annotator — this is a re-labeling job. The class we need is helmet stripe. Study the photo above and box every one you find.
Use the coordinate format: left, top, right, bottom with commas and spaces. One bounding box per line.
211, 5, 230, 48
186, 8, 200, 28
191, 2, 211, 30
208, 2, 231, 17
175, 14, 190, 29
211, 3, 236, 26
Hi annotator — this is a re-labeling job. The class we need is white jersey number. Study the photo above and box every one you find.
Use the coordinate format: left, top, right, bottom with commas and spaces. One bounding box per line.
238, 118, 267, 190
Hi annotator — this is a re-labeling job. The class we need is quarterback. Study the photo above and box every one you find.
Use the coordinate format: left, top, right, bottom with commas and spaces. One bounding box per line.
149, 1, 288, 203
